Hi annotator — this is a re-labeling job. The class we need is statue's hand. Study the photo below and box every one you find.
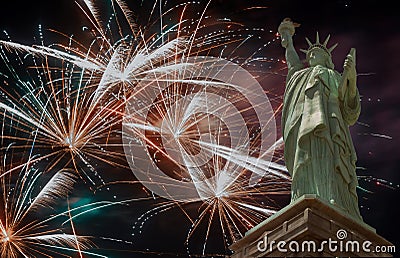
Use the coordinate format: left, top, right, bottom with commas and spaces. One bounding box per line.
278, 18, 300, 48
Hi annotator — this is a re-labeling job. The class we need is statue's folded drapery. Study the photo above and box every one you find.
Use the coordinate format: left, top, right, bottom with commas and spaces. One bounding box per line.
282, 64, 362, 221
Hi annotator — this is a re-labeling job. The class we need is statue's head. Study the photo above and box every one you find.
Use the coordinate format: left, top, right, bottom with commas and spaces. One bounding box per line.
300, 32, 337, 69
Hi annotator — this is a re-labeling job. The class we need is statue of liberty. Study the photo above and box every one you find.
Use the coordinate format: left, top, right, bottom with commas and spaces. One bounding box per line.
278, 18, 363, 221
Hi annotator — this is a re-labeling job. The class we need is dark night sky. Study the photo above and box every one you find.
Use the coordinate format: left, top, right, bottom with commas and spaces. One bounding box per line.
0, 0, 399, 257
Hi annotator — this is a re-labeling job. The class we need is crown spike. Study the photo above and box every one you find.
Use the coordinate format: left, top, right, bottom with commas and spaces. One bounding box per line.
328, 43, 338, 52
303, 33, 338, 57
305, 37, 312, 47
323, 34, 331, 47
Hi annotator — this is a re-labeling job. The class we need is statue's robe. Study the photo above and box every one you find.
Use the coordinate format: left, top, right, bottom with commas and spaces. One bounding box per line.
282, 64, 363, 221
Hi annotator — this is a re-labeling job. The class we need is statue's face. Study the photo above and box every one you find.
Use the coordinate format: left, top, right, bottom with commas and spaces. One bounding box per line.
308, 48, 329, 67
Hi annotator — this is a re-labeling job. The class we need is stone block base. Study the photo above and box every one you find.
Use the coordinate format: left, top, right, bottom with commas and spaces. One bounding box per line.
230, 194, 394, 257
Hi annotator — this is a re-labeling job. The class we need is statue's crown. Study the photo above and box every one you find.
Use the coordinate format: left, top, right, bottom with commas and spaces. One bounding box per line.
300, 32, 338, 57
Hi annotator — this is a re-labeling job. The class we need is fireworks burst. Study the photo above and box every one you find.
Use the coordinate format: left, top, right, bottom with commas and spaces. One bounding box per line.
0, 0, 290, 255
0, 50, 129, 186
0, 151, 102, 257
121, 54, 291, 255
0, 0, 198, 186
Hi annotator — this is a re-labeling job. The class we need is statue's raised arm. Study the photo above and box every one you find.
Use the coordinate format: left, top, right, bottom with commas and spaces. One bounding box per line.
278, 18, 303, 79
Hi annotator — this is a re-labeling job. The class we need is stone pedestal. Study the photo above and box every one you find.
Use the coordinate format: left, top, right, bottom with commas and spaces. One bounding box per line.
230, 194, 394, 257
